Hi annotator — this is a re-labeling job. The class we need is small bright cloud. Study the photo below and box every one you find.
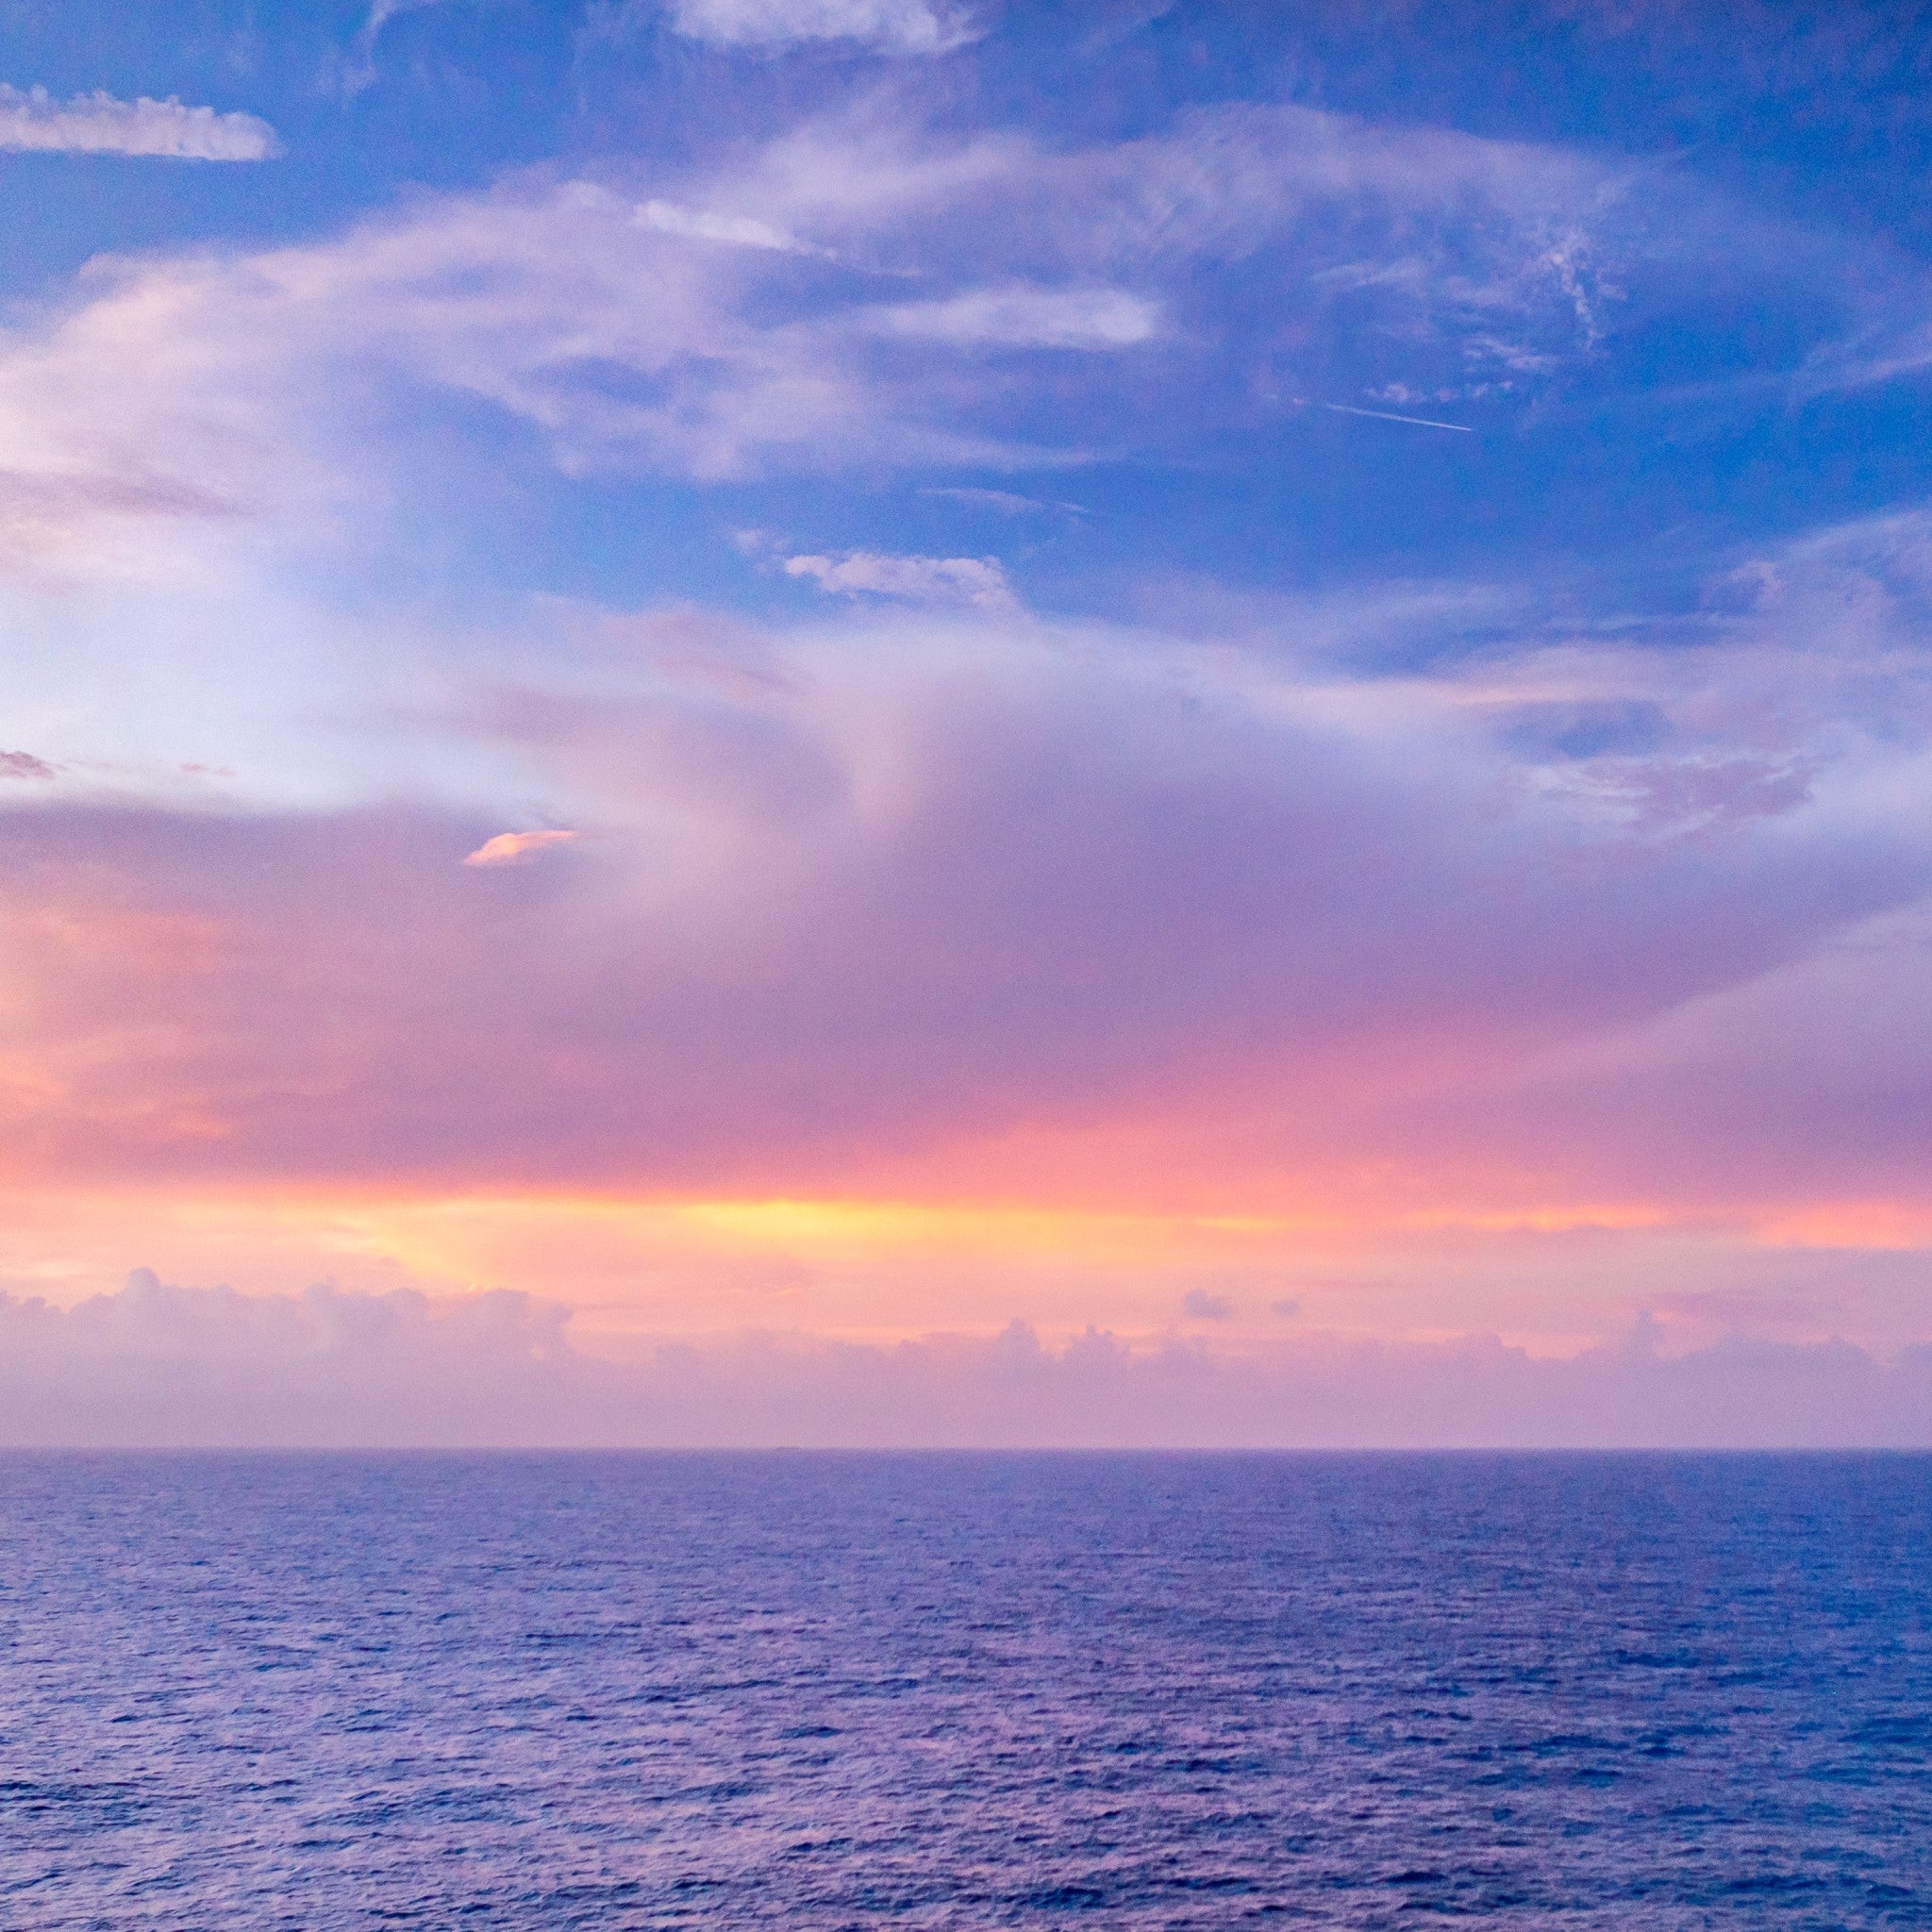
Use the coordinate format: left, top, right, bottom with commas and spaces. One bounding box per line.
783, 550, 1017, 608
0, 750, 55, 779
462, 830, 579, 867
637, 198, 817, 254
871, 285, 1159, 350
664, 0, 974, 54
0, 85, 279, 159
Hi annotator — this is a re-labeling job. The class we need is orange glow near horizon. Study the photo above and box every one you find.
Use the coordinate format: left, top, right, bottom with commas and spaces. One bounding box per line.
3, 1174, 1927, 1360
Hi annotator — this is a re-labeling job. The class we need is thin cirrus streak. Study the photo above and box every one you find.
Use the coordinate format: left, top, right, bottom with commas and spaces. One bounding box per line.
1312, 400, 1474, 432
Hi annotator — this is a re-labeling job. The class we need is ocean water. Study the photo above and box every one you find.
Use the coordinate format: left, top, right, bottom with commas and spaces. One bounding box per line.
0, 1454, 1927, 1929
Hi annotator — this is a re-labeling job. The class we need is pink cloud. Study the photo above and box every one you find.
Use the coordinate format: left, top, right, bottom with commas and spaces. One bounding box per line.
2, 1274, 1928, 1446
463, 829, 577, 867
0, 589, 1924, 1221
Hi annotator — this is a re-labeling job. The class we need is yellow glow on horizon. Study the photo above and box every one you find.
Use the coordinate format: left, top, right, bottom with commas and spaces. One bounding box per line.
9, 1178, 1930, 1272
670, 1196, 1348, 1254
3, 1180, 1927, 1360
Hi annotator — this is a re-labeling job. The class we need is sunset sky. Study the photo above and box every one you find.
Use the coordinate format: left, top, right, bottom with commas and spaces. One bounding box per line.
3, 1, 1931, 1441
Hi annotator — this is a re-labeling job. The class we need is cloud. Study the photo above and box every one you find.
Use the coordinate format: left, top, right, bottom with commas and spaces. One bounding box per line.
0, 467, 239, 585
0, 85, 279, 160
341, 0, 469, 94
0, 751, 54, 780
0, 94, 1802, 541
635, 198, 818, 254
463, 829, 579, 866
0, 1270, 576, 1446
0, 109, 1924, 1243
663, 0, 975, 55
922, 486, 1086, 516
2, 1275, 1929, 1446
1182, 1289, 1233, 1321
360, 0, 446, 39
1, 552, 1927, 1221
867, 285, 1160, 349
782, 549, 1017, 608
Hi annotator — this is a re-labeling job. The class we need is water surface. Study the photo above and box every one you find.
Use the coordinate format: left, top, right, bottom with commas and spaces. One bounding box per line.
0, 1452, 1927, 1927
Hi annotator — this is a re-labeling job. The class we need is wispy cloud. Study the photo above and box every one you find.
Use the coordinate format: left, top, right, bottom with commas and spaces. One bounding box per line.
922, 486, 1087, 516
0, 96, 1868, 547
663, 0, 976, 55
867, 284, 1159, 349
0, 85, 278, 160
635, 197, 819, 254
782, 549, 1017, 607
360, 0, 447, 40
341, 0, 461, 94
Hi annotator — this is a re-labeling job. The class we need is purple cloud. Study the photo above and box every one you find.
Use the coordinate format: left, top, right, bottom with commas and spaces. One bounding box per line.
3, 1276, 1929, 1447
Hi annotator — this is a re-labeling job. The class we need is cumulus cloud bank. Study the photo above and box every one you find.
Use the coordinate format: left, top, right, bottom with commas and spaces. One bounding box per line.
0, 85, 279, 160
3, 1273, 1929, 1448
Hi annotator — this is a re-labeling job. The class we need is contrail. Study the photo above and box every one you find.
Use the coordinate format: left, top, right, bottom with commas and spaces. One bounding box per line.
1305, 400, 1474, 433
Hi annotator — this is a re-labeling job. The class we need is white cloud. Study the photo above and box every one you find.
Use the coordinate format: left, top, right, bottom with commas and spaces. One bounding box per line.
636, 197, 817, 253
0, 85, 278, 160
783, 548, 1017, 608
0, 97, 1883, 575
868, 283, 1159, 349
664, 0, 974, 54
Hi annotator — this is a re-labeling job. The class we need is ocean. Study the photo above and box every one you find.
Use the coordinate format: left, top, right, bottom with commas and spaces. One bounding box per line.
0, 1452, 1927, 1928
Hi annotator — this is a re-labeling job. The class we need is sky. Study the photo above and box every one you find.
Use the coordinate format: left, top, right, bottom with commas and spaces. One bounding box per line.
3, 0, 1932, 1443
